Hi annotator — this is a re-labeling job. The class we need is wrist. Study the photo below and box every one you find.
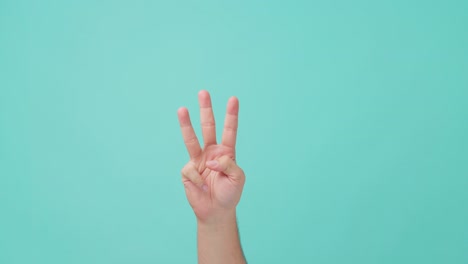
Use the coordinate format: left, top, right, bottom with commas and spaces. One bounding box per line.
196, 208, 245, 264
197, 209, 237, 228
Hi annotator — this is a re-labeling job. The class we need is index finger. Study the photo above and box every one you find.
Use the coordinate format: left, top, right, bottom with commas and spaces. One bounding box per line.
177, 107, 202, 159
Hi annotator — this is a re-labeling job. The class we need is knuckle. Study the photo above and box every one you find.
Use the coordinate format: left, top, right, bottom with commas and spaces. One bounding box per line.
223, 125, 237, 132
181, 163, 192, 177
220, 155, 230, 163
201, 121, 216, 127
184, 137, 198, 144
181, 162, 203, 184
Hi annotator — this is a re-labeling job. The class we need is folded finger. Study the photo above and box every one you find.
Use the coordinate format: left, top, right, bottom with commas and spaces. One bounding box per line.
181, 162, 205, 189
206, 156, 245, 182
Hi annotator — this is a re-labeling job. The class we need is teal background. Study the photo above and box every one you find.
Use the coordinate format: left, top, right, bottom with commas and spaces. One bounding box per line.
1, 0, 467, 263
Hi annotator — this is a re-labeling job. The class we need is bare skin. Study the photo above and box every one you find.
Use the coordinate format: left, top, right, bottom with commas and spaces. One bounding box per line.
177, 90, 247, 264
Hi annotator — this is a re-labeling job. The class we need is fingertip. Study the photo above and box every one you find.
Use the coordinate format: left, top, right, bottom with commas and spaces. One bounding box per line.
199, 90, 212, 107
229, 96, 239, 104
177, 107, 188, 116
227, 96, 239, 114
198, 90, 209, 97
178, 107, 192, 126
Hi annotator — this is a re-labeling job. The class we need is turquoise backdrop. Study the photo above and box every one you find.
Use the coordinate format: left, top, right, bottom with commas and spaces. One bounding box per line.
1, 0, 467, 263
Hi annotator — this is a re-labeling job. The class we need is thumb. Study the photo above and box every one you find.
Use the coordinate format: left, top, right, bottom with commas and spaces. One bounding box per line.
206, 156, 245, 182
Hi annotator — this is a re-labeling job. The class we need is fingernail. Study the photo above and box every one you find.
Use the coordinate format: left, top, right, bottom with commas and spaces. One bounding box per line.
206, 160, 218, 167
202, 184, 208, 192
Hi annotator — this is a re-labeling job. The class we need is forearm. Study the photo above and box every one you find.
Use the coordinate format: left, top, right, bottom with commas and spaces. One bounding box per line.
197, 210, 246, 264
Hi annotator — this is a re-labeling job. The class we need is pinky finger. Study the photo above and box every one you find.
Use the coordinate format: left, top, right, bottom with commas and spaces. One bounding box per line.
181, 163, 207, 190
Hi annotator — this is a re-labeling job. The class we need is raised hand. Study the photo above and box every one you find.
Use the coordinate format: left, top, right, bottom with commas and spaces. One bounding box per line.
177, 90, 246, 223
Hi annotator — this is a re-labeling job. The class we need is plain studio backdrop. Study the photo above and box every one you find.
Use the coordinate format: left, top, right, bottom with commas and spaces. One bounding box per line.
0, 0, 467, 263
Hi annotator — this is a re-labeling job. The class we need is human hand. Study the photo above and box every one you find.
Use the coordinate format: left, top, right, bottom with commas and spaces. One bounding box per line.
177, 90, 245, 224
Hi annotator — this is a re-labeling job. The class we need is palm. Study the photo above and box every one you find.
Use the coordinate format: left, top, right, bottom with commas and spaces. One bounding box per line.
177, 91, 243, 220
190, 145, 237, 213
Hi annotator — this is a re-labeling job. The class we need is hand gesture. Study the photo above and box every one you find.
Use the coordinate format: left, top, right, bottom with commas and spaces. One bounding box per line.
177, 90, 245, 223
